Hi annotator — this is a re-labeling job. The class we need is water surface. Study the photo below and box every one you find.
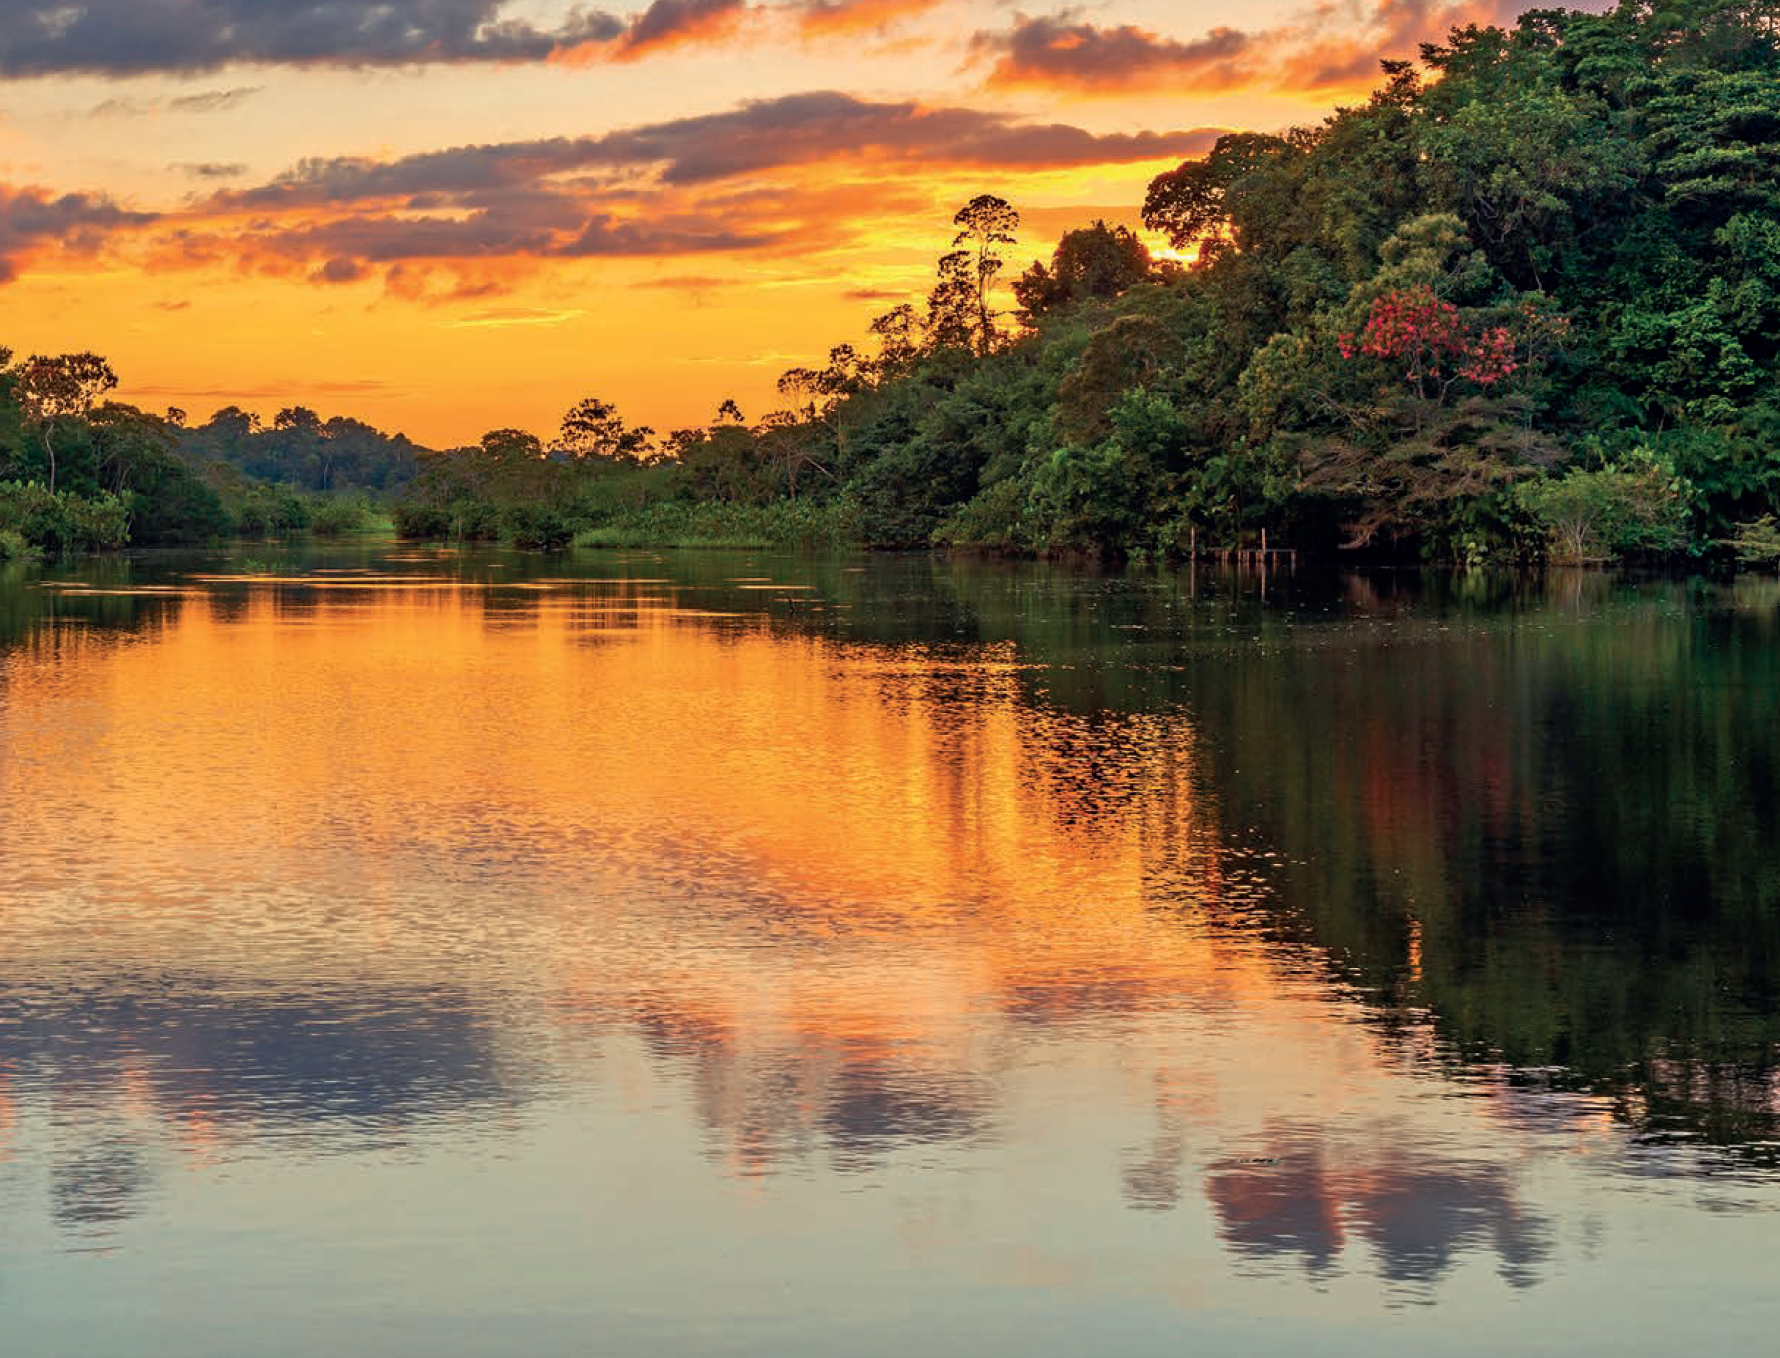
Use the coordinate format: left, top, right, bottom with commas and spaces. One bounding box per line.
2, 546, 1777, 1355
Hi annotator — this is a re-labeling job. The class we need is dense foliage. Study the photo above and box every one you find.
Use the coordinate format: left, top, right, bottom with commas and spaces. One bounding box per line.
572, 0, 1780, 564
5, 2, 1779, 565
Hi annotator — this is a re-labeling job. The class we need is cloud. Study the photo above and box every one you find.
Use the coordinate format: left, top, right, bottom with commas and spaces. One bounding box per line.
143, 93, 1221, 293
173, 161, 249, 179
972, 17, 1255, 93
794, 0, 941, 37
445, 306, 588, 327
971, 1, 1538, 96
0, 1, 626, 76
631, 273, 737, 289
169, 86, 262, 113
213, 92, 1223, 213
3, 1, 957, 77
90, 85, 265, 118
18, 91, 1219, 295
613, 0, 750, 59
0, 182, 155, 282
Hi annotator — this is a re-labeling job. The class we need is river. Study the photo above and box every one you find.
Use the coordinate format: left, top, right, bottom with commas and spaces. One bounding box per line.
1, 544, 1776, 1355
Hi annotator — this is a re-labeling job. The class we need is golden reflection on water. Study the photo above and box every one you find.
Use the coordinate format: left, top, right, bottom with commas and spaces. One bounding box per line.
3, 556, 1774, 1312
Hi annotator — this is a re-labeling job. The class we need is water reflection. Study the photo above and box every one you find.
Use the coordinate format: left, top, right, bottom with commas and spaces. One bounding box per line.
1, 545, 1777, 1313
0, 972, 517, 1238
1204, 1129, 1550, 1292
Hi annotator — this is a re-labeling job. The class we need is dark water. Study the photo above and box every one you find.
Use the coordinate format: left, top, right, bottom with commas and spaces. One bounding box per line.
2, 545, 1777, 1355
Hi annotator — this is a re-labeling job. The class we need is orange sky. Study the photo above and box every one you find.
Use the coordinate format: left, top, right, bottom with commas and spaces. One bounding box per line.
0, 1, 1534, 446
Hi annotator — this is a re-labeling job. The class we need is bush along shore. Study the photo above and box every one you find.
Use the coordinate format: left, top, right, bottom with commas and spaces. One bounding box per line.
7, 4, 1780, 570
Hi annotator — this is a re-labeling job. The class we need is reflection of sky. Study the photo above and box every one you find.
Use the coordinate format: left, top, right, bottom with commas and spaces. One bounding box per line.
1, 550, 1778, 1353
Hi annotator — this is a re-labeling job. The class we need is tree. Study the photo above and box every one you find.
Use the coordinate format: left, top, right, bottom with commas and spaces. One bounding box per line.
16, 352, 118, 494
868, 303, 923, 376
1143, 133, 1289, 257
556, 396, 654, 463
947, 194, 1020, 356
1013, 221, 1155, 326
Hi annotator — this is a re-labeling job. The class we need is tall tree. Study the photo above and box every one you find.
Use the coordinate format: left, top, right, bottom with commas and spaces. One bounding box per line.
948, 195, 1020, 356
15, 351, 117, 494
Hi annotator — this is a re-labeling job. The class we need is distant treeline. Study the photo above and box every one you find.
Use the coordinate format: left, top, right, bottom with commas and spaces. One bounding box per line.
6, 1, 1780, 566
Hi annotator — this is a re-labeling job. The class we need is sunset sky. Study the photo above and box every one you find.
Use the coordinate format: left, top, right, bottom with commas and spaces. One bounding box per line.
0, 0, 1531, 446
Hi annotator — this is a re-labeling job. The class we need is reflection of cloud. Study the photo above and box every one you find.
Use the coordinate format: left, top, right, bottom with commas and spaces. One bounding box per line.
1204, 1124, 1551, 1288
51, 1145, 152, 1231
0, 974, 518, 1137
633, 1001, 994, 1174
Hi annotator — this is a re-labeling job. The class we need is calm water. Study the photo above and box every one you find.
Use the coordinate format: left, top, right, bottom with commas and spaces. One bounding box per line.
2, 545, 1777, 1356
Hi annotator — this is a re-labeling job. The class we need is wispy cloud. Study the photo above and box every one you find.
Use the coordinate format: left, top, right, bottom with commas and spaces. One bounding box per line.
445, 306, 589, 327
172, 161, 250, 179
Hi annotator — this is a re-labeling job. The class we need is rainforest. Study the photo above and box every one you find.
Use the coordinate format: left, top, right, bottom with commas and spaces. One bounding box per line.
5, 0, 1780, 568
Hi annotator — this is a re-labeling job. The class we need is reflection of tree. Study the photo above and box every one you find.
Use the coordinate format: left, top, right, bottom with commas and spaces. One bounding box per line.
907, 561, 1780, 1169
0, 564, 187, 653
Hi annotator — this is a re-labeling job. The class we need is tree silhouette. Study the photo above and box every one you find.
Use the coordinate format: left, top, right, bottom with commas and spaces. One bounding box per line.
945, 194, 1020, 356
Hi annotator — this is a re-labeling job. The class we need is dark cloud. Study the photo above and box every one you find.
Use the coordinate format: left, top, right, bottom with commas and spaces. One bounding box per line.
0, 183, 155, 282
165, 92, 1219, 291
214, 92, 1224, 212
0, 1, 626, 76
970, 2, 1540, 95
973, 16, 1255, 93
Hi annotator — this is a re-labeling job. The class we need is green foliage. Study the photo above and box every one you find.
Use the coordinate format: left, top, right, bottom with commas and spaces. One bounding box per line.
176, 404, 421, 493
1516, 452, 1694, 561
307, 496, 379, 538
577, 497, 862, 550
234, 484, 313, 538
1722, 514, 1780, 566
0, 481, 131, 555
0, 527, 37, 562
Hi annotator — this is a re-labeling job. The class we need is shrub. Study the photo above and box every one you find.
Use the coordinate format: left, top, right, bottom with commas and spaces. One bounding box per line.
309, 497, 374, 537
0, 527, 37, 562
0, 480, 132, 554
1515, 453, 1692, 563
